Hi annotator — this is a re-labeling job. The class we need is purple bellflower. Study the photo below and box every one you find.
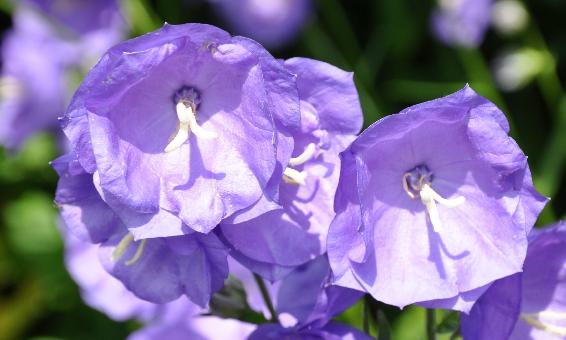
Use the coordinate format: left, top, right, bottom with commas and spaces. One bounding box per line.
213, 0, 312, 49
461, 222, 566, 340
64, 229, 255, 339
0, 1, 125, 149
327, 86, 547, 310
248, 255, 369, 340
219, 57, 363, 281
55, 23, 301, 305
432, 0, 493, 48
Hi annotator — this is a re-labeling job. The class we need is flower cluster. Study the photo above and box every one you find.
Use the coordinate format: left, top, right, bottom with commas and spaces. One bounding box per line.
51, 19, 555, 340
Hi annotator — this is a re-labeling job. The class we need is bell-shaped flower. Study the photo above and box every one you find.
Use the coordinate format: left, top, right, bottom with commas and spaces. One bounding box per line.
63, 227, 255, 339
219, 57, 363, 280
327, 86, 547, 310
60, 23, 300, 239
461, 222, 566, 340
54, 153, 229, 306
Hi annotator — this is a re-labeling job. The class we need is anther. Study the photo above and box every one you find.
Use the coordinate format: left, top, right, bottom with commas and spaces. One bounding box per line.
125, 239, 148, 266
283, 167, 307, 186
289, 143, 316, 167
521, 313, 566, 337
111, 233, 148, 266
112, 233, 134, 262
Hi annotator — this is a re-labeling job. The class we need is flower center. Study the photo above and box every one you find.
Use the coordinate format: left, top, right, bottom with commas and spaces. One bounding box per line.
283, 143, 317, 186
164, 87, 217, 153
521, 312, 566, 337
111, 233, 148, 266
402, 165, 465, 233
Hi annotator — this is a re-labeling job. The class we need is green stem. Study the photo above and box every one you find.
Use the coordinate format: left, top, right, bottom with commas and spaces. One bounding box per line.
363, 295, 371, 334
426, 309, 437, 340
253, 273, 277, 322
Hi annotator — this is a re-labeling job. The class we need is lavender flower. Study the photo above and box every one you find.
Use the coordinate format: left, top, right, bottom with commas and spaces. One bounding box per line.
0, 1, 125, 149
54, 153, 229, 306
432, 0, 493, 48
213, 0, 312, 49
327, 86, 547, 310
64, 228, 255, 339
55, 23, 301, 304
61, 23, 300, 239
461, 222, 566, 340
219, 57, 363, 280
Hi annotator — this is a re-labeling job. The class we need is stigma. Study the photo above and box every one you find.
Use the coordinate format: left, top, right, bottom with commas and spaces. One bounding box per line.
283, 143, 316, 185
164, 87, 217, 153
111, 233, 148, 266
402, 165, 465, 233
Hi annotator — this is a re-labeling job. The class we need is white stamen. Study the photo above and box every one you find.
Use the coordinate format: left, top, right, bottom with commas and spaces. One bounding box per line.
283, 167, 307, 186
164, 102, 217, 153
521, 314, 566, 337
289, 143, 317, 167
419, 184, 465, 233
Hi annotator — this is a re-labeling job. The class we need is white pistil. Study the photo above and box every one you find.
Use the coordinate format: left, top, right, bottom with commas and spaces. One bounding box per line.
283, 167, 307, 186
521, 313, 566, 337
419, 184, 465, 233
289, 143, 316, 167
111, 233, 148, 266
164, 102, 217, 153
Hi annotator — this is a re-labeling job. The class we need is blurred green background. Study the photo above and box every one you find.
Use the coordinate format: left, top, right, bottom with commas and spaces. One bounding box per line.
0, 0, 565, 339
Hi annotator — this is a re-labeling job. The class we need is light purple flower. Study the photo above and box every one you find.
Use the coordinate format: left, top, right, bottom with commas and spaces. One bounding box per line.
432, 0, 493, 48
220, 57, 363, 280
0, 1, 125, 149
213, 0, 312, 49
53, 153, 229, 306
462, 222, 566, 340
55, 23, 301, 304
63, 228, 255, 339
327, 85, 547, 310
61, 23, 300, 239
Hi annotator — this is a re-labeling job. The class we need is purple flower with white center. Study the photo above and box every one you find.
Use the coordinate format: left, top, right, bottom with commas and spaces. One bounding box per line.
61, 23, 300, 240
327, 85, 548, 310
248, 255, 368, 339
212, 0, 312, 49
53, 153, 229, 306
431, 0, 493, 48
0, 1, 125, 149
219, 57, 363, 280
461, 222, 566, 340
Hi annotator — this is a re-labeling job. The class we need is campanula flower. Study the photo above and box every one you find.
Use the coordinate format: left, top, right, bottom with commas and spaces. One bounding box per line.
220, 57, 363, 280
461, 222, 566, 340
54, 153, 229, 306
213, 0, 312, 49
327, 86, 547, 309
60, 23, 300, 240
432, 0, 493, 48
